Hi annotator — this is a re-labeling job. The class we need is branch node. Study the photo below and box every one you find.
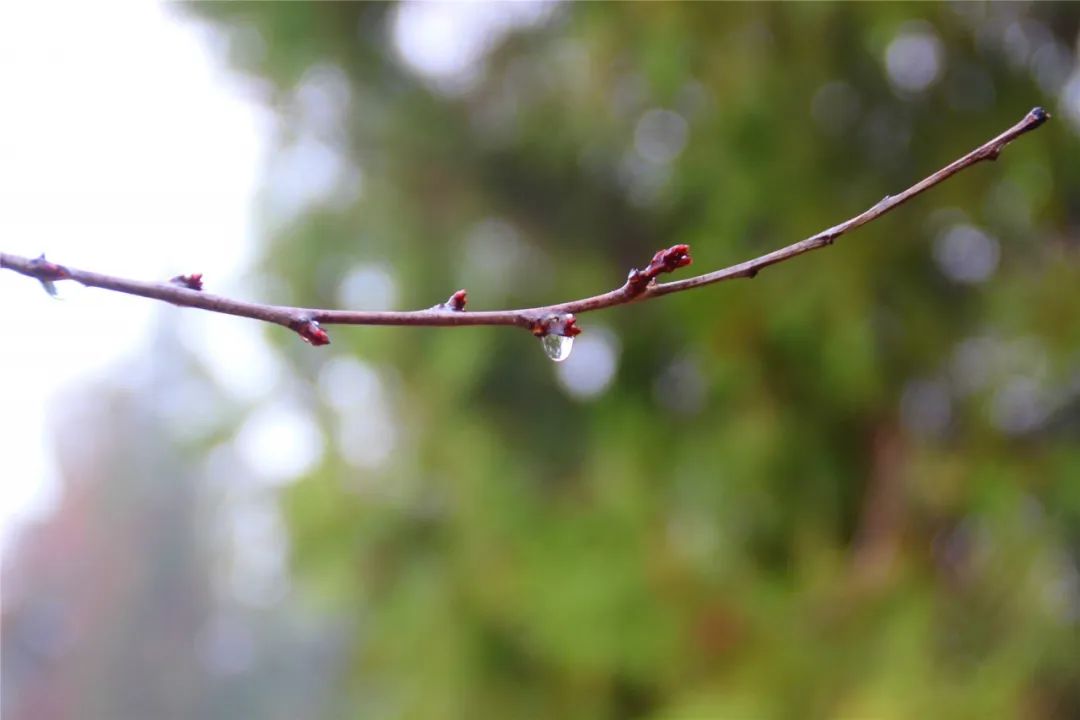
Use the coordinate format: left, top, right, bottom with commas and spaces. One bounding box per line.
529, 312, 581, 338
28, 254, 70, 298
29, 254, 70, 282
169, 273, 204, 291
290, 319, 331, 346
626, 244, 693, 296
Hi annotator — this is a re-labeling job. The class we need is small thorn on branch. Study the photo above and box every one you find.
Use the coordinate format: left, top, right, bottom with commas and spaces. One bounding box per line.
529, 312, 581, 338
432, 289, 467, 312
170, 273, 204, 291
290, 319, 330, 346
625, 244, 693, 296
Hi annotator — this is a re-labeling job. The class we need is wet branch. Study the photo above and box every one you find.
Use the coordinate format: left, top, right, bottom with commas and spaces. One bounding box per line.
0, 108, 1049, 346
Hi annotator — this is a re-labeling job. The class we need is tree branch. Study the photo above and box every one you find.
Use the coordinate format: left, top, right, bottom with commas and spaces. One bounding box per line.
0, 108, 1049, 346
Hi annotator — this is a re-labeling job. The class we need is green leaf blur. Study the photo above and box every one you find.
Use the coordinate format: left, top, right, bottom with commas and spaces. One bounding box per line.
181, 3, 1080, 718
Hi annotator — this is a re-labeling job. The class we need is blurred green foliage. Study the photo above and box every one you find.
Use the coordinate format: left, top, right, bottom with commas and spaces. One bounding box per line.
178, 3, 1080, 718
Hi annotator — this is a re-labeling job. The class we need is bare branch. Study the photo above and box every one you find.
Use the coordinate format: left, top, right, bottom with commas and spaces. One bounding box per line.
0, 108, 1049, 346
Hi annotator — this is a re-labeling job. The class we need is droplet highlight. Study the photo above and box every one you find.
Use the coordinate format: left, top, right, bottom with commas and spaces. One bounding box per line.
541, 333, 574, 362
38, 279, 61, 299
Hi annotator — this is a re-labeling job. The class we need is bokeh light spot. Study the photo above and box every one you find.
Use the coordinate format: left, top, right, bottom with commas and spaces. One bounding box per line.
885, 23, 945, 94
235, 400, 324, 484
634, 108, 689, 165
337, 263, 398, 311
555, 328, 619, 399
934, 223, 1000, 284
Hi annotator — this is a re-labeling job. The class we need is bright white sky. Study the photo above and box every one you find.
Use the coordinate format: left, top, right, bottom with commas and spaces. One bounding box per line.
0, 0, 564, 553
0, 3, 270, 545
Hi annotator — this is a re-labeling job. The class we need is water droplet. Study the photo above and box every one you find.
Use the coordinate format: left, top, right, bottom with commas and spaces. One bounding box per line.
541, 333, 574, 362
38, 279, 62, 299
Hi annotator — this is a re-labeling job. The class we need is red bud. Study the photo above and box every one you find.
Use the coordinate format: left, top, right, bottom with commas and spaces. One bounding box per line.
291, 319, 330, 346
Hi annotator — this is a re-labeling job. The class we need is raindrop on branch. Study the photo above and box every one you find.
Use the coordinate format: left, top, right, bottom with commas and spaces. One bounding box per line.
38, 279, 62, 299
541, 333, 574, 362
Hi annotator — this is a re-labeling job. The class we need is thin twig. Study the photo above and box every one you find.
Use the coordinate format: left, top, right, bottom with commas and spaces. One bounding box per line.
0, 108, 1049, 346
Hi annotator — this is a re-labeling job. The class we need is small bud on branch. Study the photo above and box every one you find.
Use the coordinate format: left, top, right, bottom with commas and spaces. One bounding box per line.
432, 289, 468, 312
291, 319, 330, 346
626, 244, 693, 296
29, 254, 70, 281
170, 273, 204, 291
29, 254, 70, 298
529, 313, 581, 338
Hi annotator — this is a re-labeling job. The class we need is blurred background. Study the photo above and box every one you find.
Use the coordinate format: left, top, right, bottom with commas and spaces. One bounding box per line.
3, 3, 1080, 718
